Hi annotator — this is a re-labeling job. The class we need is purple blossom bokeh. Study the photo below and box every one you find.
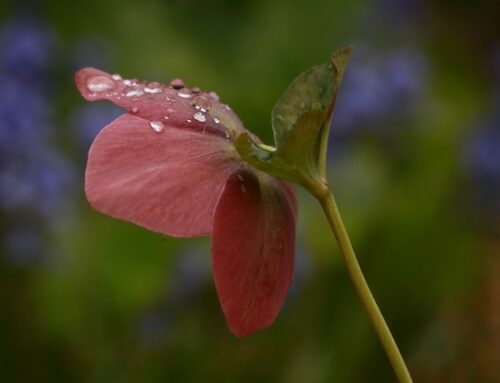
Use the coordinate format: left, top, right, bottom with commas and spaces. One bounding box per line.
332, 45, 428, 138
463, 111, 500, 224
461, 46, 500, 226
0, 16, 74, 266
71, 103, 123, 152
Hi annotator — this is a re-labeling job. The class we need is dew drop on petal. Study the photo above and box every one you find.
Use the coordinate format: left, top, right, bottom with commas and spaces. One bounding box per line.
170, 78, 184, 89
87, 75, 115, 93
191, 95, 211, 111
149, 120, 164, 133
111, 74, 122, 80
178, 89, 192, 98
144, 87, 163, 94
193, 112, 207, 122
131, 106, 139, 113
123, 79, 133, 86
208, 91, 220, 102
213, 117, 220, 124
191, 87, 201, 94
126, 89, 144, 97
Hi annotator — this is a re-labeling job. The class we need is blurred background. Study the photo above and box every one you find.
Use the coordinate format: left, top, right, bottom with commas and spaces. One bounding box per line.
0, 0, 498, 382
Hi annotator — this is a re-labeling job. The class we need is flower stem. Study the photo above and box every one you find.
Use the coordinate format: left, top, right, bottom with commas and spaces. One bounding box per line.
317, 189, 413, 383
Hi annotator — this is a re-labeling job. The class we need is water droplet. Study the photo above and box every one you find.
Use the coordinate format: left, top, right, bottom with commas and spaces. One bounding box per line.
213, 117, 220, 124
191, 87, 201, 94
131, 106, 139, 113
123, 79, 133, 86
187, 119, 192, 123
144, 87, 162, 94
164, 115, 169, 120
166, 108, 175, 115
170, 78, 184, 89
208, 91, 220, 102
112, 74, 122, 80
178, 89, 192, 99
191, 95, 211, 111
193, 112, 206, 123
224, 131, 230, 139
149, 120, 164, 133
126, 89, 144, 97
87, 75, 115, 93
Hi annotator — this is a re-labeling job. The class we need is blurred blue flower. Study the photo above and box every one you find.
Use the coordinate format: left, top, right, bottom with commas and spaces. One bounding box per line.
71, 103, 123, 151
0, 149, 75, 219
332, 45, 428, 138
464, 113, 500, 187
463, 111, 500, 224
0, 64, 53, 156
0, 16, 75, 266
0, 16, 55, 85
373, 0, 424, 26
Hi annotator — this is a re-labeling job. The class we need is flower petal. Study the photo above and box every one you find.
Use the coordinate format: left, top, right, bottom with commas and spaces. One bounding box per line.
85, 113, 240, 237
211, 169, 296, 336
281, 181, 298, 222
75, 67, 246, 139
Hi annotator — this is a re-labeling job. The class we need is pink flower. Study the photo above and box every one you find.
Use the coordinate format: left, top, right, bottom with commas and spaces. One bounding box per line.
75, 68, 297, 336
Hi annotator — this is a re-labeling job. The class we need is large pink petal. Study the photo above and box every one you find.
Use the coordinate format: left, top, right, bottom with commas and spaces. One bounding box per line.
75, 67, 246, 140
211, 169, 296, 336
86, 113, 241, 237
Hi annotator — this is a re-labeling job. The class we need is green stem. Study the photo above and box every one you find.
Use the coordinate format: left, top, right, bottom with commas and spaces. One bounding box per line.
317, 189, 413, 383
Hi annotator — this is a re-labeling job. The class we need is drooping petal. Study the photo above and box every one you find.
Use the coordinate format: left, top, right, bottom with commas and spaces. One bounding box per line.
85, 113, 241, 237
211, 169, 296, 336
281, 181, 298, 222
75, 67, 246, 139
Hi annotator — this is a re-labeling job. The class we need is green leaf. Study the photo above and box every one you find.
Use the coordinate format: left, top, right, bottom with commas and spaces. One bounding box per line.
236, 46, 353, 196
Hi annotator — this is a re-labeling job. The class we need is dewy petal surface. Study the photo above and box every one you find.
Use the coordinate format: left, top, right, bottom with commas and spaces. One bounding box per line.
75, 67, 246, 139
85, 113, 240, 237
211, 169, 296, 336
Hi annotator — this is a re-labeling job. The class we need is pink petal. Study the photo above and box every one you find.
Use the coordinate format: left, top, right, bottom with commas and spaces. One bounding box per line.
281, 181, 298, 222
75, 67, 246, 139
86, 113, 241, 237
211, 169, 296, 336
